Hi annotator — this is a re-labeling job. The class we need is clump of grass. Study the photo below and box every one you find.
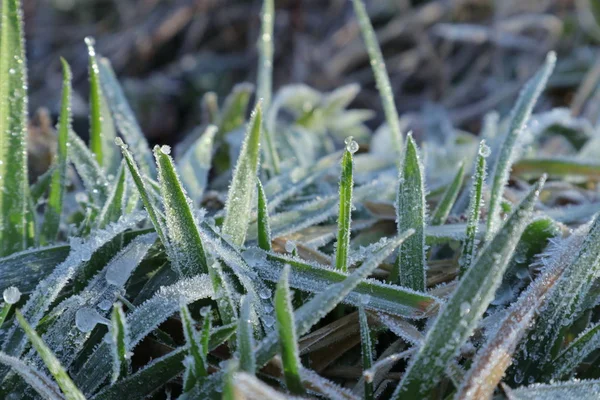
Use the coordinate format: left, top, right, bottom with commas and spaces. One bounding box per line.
2, 0, 600, 399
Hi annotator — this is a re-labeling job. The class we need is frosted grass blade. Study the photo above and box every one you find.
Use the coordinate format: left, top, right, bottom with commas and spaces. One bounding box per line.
513, 157, 600, 180
0, 0, 32, 256
508, 379, 600, 399
177, 125, 217, 204
256, 178, 272, 251
180, 303, 207, 391
98, 58, 155, 176
486, 52, 555, 240
223, 103, 262, 246
394, 177, 545, 399
218, 83, 253, 136
92, 323, 235, 400
457, 234, 571, 400
97, 160, 126, 228
275, 265, 304, 394
351, 0, 403, 156
16, 311, 86, 400
154, 145, 208, 276
459, 141, 488, 275
110, 303, 130, 383
237, 295, 256, 374
393, 134, 426, 291
40, 59, 71, 244
0, 352, 63, 400
255, 230, 414, 367
74, 274, 214, 394
430, 161, 465, 226
551, 321, 600, 380
68, 129, 109, 204
359, 307, 374, 400
335, 139, 356, 272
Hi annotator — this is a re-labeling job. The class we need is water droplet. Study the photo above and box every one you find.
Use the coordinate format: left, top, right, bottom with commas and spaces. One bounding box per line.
258, 288, 271, 300
3, 286, 21, 305
263, 315, 275, 328
479, 142, 491, 158
75, 307, 107, 333
160, 145, 171, 155
114, 137, 125, 147
97, 300, 112, 311
285, 241, 296, 254
344, 136, 359, 154
460, 302, 471, 316
8, 69, 15, 75
360, 294, 371, 305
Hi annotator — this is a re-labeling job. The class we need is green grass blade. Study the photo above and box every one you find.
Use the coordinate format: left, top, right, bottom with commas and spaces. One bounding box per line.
512, 157, 600, 180
180, 302, 207, 389
97, 58, 155, 177
275, 265, 304, 394
92, 324, 235, 400
0, 0, 32, 256
0, 352, 63, 400
394, 177, 545, 399
116, 139, 167, 246
40, 59, 71, 245
256, 178, 272, 251
255, 229, 414, 367
68, 129, 109, 205
218, 83, 253, 136
459, 141, 488, 275
223, 103, 262, 246
430, 161, 465, 226
393, 134, 426, 290
154, 145, 208, 276
16, 311, 86, 400
359, 307, 374, 400
351, 0, 403, 156
97, 160, 126, 228
486, 52, 555, 240
551, 321, 600, 380
110, 302, 130, 383
238, 295, 256, 374
177, 125, 217, 204
334, 139, 357, 272
222, 360, 238, 400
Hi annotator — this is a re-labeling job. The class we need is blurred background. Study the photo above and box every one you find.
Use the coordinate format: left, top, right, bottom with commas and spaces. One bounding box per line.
22, 0, 600, 172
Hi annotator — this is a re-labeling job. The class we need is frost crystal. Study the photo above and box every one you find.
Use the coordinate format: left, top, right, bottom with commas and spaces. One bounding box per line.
3, 286, 21, 305
76, 307, 109, 333
160, 145, 171, 155
284, 240, 296, 253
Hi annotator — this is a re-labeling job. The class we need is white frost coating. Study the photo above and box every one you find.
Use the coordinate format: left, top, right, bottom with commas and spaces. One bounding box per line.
74, 274, 214, 394
0, 352, 63, 400
510, 379, 600, 400
374, 312, 423, 345
300, 367, 358, 399
159, 145, 171, 155
76, 307, 109, 333
1, 212, 145, 362
363, 350, 415, 383
3, 286, 21, 304
105, 233, 157, 287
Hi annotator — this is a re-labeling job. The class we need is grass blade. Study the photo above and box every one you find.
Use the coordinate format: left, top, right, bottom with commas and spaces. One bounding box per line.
256, 178, 272, 251
177, 125, 217, 204
459, 141, 488, 275
97, 160, 126, 228
223, 103, 262, 246
551, 321, 600, 380
351, 0, 403, 156
507, 379, 600, 399
110, 302, 130, 383
275, 265, 304, 394
16, 311, 86, 400
430, 161, 465, 226
154, 145, 208, 276
98, 58, 155, 177
394, 177, 545, 399
512, 157, 600, 180
359, 307, 374, 400
180, 302, 207, 390
237, 295, 256, 374
255, 229, 414, 367
68, 129, 109, 205
486, 52, 555, 240
0, 0, 32, 256
393, 134, 426, 291
0, 352, 63, 400
335, 138, 357, 272
40, 58, 71, 244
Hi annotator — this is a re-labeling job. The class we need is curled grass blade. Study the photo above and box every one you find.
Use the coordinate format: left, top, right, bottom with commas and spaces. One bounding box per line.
16, 311, 86, 400
275, 265, 304, 394
394, 177, 545, 399
0, 0, 32, 256
40, 58, 71, 244
459, 141, 488, 275
430, 161, 465, 226
335, 142, 355, 272
154, 145, 208, 276
223, 103, 262, 246
351, 0, 403, 156
486, 52, 555, 240
393, 134, 426, 291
